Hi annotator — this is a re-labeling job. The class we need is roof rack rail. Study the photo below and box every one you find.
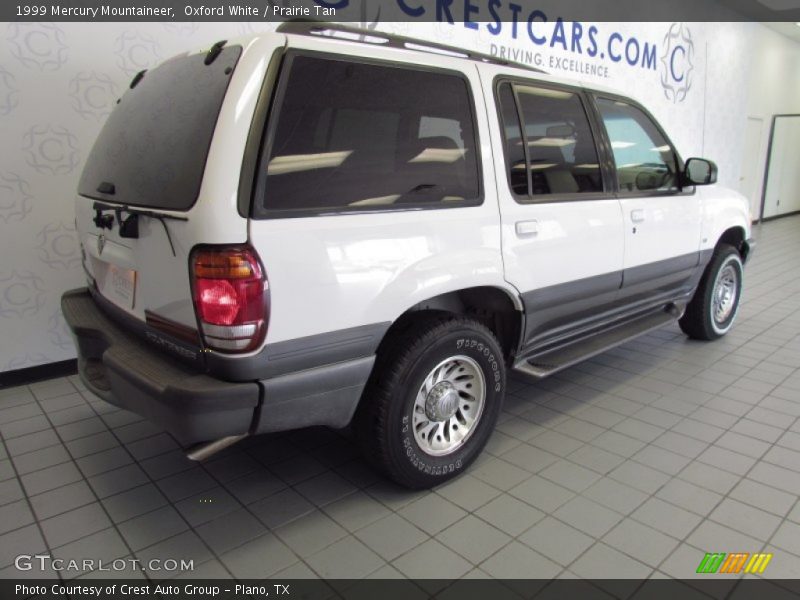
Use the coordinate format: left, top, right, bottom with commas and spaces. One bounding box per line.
276, 20, 546, 74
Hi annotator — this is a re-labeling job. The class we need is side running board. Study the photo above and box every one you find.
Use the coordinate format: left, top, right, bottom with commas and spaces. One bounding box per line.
513, 307, 679, 379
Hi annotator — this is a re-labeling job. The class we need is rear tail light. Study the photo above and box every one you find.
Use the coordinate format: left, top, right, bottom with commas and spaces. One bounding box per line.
190, 245, 269, 353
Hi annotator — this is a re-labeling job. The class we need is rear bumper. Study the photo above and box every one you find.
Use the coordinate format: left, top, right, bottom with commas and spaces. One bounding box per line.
61, 288, 374, 446
62, 288, 259, 445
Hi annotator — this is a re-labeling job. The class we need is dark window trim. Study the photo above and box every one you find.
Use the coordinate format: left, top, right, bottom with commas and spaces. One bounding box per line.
249, 49, 485, 220
589, 91, 695, 199
238, 46, 286, 219
492, 74, 614, 205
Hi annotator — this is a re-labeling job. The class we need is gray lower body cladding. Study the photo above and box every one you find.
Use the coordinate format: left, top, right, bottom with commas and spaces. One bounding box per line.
61, 288, 373, 445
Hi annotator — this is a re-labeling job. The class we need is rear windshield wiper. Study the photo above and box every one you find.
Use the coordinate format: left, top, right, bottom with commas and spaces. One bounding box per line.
92, 201, 188, 257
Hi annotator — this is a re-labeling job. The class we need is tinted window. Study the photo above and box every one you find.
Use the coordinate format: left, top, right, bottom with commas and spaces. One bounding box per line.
596, 98, 678, 192
78, 46, 241, 210
512, 85, 603, 198
260, 55, 480, 213
497, 83, 528, 196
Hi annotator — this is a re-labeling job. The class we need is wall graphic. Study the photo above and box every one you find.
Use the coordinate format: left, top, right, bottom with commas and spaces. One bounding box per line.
0, 19, 759, 372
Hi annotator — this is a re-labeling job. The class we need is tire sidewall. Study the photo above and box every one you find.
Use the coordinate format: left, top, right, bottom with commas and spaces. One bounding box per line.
387, 325, 505, 485
707, 250, 743, 337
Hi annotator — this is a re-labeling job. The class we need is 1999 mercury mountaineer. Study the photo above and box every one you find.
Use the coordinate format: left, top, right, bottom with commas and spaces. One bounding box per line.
63, 23, 753, 488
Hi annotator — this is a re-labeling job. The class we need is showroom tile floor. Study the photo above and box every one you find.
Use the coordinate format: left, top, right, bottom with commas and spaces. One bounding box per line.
1, 216, 800, 595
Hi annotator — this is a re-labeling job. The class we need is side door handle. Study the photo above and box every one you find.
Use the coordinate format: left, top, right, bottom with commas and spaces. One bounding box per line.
515, 220, 539, 236
630, 209, 645, 223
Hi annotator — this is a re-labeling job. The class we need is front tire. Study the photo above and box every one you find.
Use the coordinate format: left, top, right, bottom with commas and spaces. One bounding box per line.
356, 314, 506, 489
679, 244, 743, 340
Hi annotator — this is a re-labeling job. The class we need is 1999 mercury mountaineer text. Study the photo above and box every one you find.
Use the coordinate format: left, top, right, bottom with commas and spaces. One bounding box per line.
63, 22, 753, 489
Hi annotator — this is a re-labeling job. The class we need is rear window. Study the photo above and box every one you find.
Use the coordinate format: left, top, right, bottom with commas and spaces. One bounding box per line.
257, 54, 481, 215
78, 45, 242, 211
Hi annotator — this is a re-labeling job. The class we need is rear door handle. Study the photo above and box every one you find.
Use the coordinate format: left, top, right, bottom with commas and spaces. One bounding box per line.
515, 220, 538, 236
630, 209, 645, 223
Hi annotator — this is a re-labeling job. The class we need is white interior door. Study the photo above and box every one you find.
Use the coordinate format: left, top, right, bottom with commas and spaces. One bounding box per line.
764, 116, 800, 219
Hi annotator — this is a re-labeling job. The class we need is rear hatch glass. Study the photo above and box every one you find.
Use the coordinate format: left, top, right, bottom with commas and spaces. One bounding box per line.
78, 45, 242, 211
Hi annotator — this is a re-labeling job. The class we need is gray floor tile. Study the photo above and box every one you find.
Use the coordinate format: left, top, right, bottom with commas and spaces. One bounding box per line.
20, 461, 83, 495
392, 538, 472, 579
0, 415, 50, 440
275, 510, 348, 558
65, 431, 119, 459
655, 478, 723, 516
354, 513, 427, 561
125, 433, 179, 461
222, 467, 286, 505
0, 477, 23, 507
5, 429, 61, 456
322, 490, 391, 532
220, 533, 298, 579
397, 493, 467, 535
518, 516, 593, 567
0, 499, 35, 534
602, 519, 680, 567
582, 477, 649, 515
249, 487, 315, 529
30, 480, 95, 520
156, 466, 217, 503
174, 487, 240, 527
571, 542, 652, 582
538, 459, 601, 493
710, 497, 782, 542
480, 541, 561, 579
434, 474, 501, 511
697, 445, 757, 476
294, 471, 357, 508
501, 443, 560, 473
678, 462, 741, 495
117, 505, 188, 551
75, 446, 133, 478
438, 515, 511, 564
608, 460, 670, 494
729, 478, 796, 517
135, 530, 213, 576
474, 494, 545, 537
53, 527, 128, 565
102, 483, 168, 523
87, 463, 149, 499
307, 535, 384, 579
195, 508, 266, 555
469, 457, 530, 491
686, 520, 763, 554
631, 497, 703, 539
12, 443, 71, 475
567, 444, 626, 475
40, 502, 111, 548
508, 475, 575, 513
553, 496, 622, 538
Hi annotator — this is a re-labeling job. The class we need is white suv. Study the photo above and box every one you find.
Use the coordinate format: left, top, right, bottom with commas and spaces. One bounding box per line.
63, 23, 753, 488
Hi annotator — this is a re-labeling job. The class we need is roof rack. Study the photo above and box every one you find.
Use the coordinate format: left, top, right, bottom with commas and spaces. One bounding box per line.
276, 20, 546, 74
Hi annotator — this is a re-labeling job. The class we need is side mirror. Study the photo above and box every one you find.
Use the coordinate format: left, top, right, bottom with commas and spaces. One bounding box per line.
682, 157, 717, 186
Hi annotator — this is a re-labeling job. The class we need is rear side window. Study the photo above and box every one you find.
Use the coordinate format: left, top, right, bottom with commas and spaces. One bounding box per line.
595, 98, 679, 193
258, 54, 481, 214
497, 82, 603, 199
78, 46, 242, 211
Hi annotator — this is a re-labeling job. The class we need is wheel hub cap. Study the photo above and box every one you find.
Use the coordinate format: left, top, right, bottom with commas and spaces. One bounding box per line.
712, 263, 738, 324
425, 381, 459, 421
412, 355, 486, 457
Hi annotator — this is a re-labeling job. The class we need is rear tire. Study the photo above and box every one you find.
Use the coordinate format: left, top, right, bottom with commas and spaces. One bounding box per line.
355, 314, 505, 489
679, 244, 743, 341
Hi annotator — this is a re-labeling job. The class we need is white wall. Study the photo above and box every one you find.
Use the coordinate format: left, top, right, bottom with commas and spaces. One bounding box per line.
741, 23, 800, 217
1, 19, 799, 372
